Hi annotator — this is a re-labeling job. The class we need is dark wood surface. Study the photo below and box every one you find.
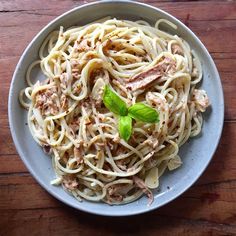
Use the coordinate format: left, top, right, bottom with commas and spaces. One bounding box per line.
1, 1, 236, 235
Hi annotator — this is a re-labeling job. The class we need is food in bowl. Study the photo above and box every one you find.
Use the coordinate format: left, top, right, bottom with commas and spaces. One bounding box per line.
19, 17, 210, 205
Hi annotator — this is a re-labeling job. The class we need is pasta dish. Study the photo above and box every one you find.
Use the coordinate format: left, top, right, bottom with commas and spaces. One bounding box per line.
19, 18, 210, 205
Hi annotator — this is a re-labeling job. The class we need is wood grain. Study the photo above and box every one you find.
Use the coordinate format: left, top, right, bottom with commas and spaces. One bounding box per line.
1, 208, 236, 236
0, 0, 236, 235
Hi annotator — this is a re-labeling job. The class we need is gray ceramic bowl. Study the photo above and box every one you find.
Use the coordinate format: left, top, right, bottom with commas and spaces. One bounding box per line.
8, 0, 224, 216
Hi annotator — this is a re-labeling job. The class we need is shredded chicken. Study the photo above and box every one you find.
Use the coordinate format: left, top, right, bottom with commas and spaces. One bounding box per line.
103, 39, 113, 56
72, 82, 82, 95
89, 68, 109, 107
144, 136, 159, 149
112, 133, 120, 143
133, 176, 154, 205
35, 87, 59, 115
62, 175, 78, 191
107, 190, 123, 203
115, 146, 128, 157
77, 39, 92, 52
107, 183, 133, 203
126, 57, 176, 91
116, 159, 127, 171
70, 59, 81, 70
91, 77, 105, 106
72, 71, 81, 80
59, 73, 70, 90
74, 146, 84, 164
69, 120, 80, 133
171, 43, 184, 56
192, 89, 210, 112
60, 94, 68, 111
146, 92, 167, 112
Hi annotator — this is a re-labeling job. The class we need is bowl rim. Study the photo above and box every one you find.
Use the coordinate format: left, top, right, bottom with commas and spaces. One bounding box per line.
8, 0, 224, 216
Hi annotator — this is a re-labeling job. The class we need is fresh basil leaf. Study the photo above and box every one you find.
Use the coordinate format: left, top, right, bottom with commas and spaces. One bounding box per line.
103, 85, 128, 116
128, 103, 159, 123
118, 116, 132, 142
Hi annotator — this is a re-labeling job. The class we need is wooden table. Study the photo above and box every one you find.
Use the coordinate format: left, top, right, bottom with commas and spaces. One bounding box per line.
1, 0, 236, 235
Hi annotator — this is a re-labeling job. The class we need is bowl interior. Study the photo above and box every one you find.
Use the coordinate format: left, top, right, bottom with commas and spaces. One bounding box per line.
9, 1, 224, 216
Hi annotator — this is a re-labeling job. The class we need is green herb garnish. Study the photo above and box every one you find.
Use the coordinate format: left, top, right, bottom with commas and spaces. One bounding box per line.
118, 116, 132, 142
103, 85, 159, 142
128, 103, 159, 123
103, 85, 128, 116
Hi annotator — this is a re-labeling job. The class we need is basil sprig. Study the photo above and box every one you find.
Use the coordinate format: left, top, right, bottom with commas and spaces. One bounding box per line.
128, 103, 159, 123
103, 85, 159, 142
118, 116, 132, 142
103, 85, 128, 116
